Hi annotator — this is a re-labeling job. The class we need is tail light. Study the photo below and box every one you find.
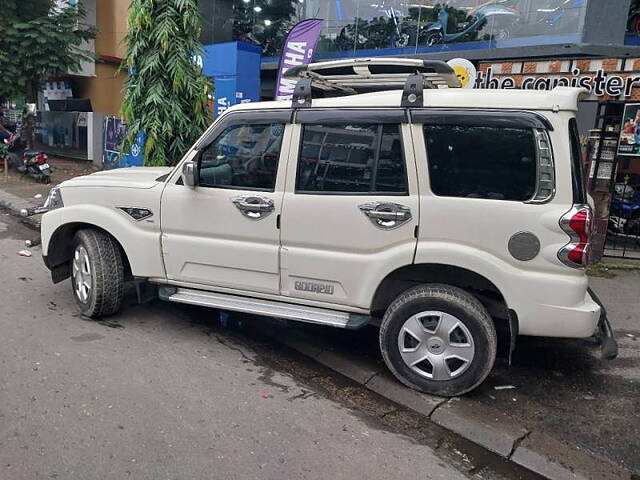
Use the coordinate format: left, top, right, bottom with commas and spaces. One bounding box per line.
36, 154, 47, 165
558, 205, 592, 268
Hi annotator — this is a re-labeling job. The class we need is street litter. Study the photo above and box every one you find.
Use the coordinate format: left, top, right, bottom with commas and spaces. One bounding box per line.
625, 333, 637, 340
494, 385, 516, 391
17, 250, 32, 257
34, 193, 42, 199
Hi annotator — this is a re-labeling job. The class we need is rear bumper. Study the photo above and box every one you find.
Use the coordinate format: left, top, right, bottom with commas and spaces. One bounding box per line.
588, 287, 619, 360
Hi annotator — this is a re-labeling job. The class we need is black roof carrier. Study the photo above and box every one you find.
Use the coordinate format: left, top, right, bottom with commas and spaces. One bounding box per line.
284, 57, 461, 109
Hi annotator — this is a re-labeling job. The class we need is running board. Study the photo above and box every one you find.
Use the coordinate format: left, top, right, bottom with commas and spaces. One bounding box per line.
158, 287, 370, 329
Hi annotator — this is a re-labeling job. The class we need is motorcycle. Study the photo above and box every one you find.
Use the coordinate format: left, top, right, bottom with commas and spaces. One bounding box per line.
424, 1, 521, 46
608, 183, 640, 237
4, 132, 52, 183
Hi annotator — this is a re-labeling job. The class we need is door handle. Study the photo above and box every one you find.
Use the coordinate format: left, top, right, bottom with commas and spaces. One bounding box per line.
232, 196, 275, 220
359, 202, 412, 229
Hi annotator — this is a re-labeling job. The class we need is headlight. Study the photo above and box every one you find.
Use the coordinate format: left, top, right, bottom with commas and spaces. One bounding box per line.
20, 186, 63, 217
44, 186, 64, 211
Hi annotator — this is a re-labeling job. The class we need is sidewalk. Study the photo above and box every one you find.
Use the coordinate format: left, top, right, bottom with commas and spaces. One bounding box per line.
0, 156, 97, 227
242, 271, 639, 480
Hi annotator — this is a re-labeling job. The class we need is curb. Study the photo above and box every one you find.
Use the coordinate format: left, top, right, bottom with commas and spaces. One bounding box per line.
258, 325, 633, 480
0, 188, 41, 229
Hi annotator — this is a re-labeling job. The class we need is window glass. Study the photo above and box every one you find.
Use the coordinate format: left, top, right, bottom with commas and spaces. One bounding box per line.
569, 118, 587, 204
199, 1, 589, 57
424, 125, 536, 201
296, 123, 407, 194
198, 123, 284, 191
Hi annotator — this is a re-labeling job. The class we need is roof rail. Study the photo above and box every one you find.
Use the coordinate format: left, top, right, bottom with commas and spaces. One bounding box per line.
284, 57, 461, 108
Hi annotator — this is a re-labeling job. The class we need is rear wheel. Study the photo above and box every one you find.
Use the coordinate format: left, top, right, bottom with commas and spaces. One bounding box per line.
380, 284, 496, 397
71, 229, 124, 318
425, 31, 443, 46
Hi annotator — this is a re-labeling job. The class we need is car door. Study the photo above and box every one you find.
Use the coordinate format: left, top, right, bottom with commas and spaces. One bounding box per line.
279, 109, 419, 310
160, 110, 292, 295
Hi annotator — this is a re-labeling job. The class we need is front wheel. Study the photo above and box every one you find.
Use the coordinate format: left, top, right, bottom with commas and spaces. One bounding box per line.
71, 229, 125, 318
425, 30, 443, 46
380, 284, 497, 397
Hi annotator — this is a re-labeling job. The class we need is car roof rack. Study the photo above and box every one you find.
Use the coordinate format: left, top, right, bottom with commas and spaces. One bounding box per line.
284, 58, 461, 109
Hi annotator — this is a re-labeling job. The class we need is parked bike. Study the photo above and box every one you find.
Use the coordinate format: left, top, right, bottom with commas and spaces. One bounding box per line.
608, 183, 640, 237
4, 133, 52, 183
424, 0, 521, 46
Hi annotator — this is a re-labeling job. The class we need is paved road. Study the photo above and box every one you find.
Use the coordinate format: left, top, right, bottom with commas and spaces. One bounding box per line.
0, 214, 537, 480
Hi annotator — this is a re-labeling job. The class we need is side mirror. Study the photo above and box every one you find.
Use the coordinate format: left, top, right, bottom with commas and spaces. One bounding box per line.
182, 161, 197, 188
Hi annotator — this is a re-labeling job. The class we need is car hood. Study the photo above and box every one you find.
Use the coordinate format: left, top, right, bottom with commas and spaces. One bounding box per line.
62, 167, 174, 189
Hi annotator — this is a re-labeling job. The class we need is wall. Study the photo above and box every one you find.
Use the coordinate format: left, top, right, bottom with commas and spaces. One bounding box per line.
74, 0, 130, 116
74, 63, 127, 116
95, 0, 130, 60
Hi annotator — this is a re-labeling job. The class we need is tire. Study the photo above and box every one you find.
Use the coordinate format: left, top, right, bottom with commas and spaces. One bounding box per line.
380, 284, 497, 397
425, 31, 443, 46
71, 229, 124, 318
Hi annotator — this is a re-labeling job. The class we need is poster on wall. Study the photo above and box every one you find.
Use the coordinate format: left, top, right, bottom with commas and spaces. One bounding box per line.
617, 103, 640, 156
103, 116, 145, 169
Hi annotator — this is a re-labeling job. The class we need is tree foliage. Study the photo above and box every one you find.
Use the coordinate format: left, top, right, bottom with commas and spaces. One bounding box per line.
0, 0, 96, 102
121, 0, 212, 167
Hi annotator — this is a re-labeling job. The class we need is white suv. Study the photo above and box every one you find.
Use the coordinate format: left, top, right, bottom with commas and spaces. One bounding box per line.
32, 59, 617, 396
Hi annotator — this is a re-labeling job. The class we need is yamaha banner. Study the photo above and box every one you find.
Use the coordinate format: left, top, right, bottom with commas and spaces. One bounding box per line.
274, 19, 324, 101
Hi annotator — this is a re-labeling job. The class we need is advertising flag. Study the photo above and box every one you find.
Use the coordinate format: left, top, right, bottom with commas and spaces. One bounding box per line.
274, 19, 324, 101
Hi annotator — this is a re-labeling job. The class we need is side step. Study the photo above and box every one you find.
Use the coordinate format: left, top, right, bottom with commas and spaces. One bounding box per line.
158, 287, 370, 330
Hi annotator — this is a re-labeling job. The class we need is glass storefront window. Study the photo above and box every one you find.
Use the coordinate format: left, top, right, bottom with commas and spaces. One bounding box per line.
628, 0, 640, 36
199, 0, 589, 58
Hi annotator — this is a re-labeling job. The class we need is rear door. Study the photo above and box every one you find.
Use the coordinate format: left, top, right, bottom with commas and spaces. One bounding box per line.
279, 109, 419, 310
411, 109, 569, 271
160, 110, 291, 294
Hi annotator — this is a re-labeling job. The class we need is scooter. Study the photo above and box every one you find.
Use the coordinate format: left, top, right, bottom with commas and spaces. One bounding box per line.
608, 183, 640, 237
424, 1, 521, 46
4, 133, 52, 183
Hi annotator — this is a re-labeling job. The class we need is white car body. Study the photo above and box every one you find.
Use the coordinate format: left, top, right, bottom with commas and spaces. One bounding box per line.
41, 87, 600, 339
38, 60, 620, 397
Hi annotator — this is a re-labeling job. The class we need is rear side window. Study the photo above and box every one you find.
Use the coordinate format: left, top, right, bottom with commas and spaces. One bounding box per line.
423, 125, 537, 201
296, 123, 407, 194
569, 118, 587, 204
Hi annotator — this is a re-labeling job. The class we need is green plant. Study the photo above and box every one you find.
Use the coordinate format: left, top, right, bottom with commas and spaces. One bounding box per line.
121, 0, 212, 167
0, 142, 9, 162
0, 0, 96, 102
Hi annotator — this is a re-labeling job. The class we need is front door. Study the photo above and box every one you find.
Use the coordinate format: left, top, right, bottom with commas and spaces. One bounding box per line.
161, 110, 292, 295
279, 110, 419, 309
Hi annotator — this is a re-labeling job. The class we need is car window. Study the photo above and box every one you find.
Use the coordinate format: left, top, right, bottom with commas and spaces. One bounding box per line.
198, 122, 284, 191
296, 123, 407, 194
423, 124, 537, 201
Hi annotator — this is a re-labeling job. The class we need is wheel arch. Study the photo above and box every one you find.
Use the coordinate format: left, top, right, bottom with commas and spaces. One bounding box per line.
370, 263, 515, 356
45, 222, 132, 282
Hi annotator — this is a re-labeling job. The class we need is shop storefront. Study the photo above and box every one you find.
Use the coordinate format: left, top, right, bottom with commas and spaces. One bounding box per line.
476, 57, 640, 260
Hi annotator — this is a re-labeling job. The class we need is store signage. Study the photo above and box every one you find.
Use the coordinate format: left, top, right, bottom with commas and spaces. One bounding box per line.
618, 103, 640, 156
476, 67, 640, 98
275, 19, 324, 101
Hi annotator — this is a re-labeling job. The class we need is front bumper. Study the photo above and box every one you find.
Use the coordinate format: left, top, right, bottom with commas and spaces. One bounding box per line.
588, 288, 619, 360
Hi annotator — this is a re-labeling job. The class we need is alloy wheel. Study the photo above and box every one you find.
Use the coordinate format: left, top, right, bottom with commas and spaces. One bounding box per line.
72, 245, 92, 303
397, 311, 475, 380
